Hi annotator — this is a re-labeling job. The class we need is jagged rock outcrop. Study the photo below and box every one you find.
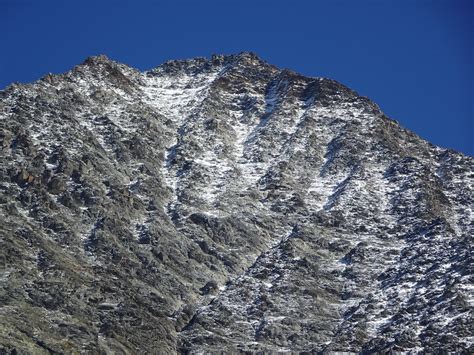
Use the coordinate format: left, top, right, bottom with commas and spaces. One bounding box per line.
0, 52, 472, 353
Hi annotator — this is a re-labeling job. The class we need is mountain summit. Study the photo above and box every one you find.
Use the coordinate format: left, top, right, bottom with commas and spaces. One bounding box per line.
0, 53, 472, 353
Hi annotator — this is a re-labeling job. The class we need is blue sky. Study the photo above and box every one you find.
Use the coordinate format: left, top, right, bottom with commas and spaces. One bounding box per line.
1, 0, 472, 156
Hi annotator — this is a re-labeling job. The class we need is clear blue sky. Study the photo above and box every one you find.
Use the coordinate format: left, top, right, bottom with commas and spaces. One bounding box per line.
1, 0, 472, 156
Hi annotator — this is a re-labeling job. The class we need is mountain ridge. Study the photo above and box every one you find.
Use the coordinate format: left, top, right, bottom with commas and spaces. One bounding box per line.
0, 53, 472, 353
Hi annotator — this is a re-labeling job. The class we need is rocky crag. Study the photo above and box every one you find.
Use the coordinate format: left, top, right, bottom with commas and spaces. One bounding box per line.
0, 53, 472, 353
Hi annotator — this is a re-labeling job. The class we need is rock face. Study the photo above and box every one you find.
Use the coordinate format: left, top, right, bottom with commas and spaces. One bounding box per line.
0, 52, 472, 353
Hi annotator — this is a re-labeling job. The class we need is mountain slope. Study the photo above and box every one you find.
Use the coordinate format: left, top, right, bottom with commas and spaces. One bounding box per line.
0, 53, 472, 353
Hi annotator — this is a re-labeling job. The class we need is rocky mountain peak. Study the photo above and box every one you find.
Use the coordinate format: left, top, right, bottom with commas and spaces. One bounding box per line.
82, 54, 114, 66
0, 53, 472, 353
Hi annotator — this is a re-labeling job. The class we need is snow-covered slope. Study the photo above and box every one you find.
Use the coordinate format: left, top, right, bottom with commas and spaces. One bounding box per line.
0, 53, 472, 353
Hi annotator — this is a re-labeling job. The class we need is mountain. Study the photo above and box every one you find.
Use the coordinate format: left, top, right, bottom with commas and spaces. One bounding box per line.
0, 52, 472, 353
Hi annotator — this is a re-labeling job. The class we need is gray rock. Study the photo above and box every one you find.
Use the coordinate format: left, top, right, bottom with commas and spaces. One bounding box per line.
0, 52, 472, 353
